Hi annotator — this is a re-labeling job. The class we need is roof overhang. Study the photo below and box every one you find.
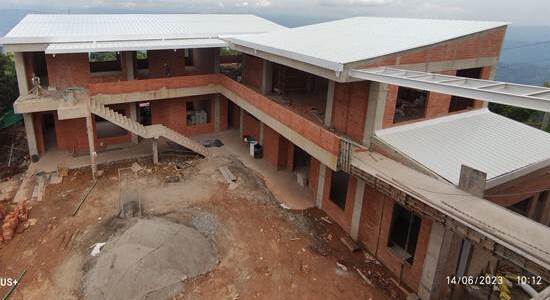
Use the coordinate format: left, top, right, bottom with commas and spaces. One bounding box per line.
350, 67, 550, 112
45, 38, 227, 54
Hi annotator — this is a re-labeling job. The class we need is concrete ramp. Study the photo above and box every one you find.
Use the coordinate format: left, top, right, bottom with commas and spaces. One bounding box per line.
90, 101, 209, 157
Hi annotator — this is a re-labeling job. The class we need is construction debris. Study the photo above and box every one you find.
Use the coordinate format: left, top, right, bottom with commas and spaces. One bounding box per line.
131, 162, 144, 173
72, 180, 97, 216
340, 236, 360, 252
1, 201, 29, 242
2, 269, 26, 300
320, 216, 333, 224
89, 242, 106, 257
219, 166, 237, 184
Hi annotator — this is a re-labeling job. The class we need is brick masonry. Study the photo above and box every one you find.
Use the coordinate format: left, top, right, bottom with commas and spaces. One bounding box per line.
242, 54, 264, 91
331, 81, 370, 143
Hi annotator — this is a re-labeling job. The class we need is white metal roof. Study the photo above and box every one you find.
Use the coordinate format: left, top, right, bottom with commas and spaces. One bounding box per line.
350, 67, 550, 112
45, 38, 227, 54
1, 14, 286, 45
225, 17, 508, 72
375, 109, 550, 188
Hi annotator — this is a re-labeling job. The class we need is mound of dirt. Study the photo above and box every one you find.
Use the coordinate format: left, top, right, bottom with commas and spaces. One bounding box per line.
83, 218, 218, 300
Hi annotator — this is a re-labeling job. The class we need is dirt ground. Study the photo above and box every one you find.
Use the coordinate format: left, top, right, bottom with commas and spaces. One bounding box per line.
0, 149, 406, 300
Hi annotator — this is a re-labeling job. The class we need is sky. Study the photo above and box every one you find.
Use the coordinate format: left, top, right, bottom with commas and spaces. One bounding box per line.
1, 0, 549, 27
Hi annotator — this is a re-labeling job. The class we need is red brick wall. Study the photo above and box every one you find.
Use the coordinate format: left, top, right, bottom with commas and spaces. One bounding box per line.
359, 27, 506, 69
219, 96, 229, 132
485, 166, 550, 207
94, 103, 132, 148
147, 50, 187, 78
375, 199, 432, 291
55, 117, 89, 153
321, 170, 357, 233
243, 54, 263, 91
308, 158, 320, 196
32, 112, 45, 154
263, 125, 281, 168
150, 95, 216, 136
382, 66, 493, 128
357, 187, 432, 291
331, 81, 370, 143
242, 112, 261, 140
46, 53, 128, 90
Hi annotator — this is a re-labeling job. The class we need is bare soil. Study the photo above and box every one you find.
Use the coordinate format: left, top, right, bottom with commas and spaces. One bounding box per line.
0, 152, 404, 300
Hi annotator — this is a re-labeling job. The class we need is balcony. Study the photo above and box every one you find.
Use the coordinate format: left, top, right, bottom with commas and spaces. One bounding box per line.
89, 73, 341, 169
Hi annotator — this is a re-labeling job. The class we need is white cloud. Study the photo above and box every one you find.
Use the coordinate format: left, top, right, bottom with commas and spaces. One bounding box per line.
319, 0, 393, 7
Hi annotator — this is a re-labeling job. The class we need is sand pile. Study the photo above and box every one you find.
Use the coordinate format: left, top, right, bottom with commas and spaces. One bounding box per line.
83, 218, 218, 300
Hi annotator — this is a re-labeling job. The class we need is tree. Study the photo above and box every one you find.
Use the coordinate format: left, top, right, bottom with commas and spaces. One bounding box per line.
0, 52, 19, 112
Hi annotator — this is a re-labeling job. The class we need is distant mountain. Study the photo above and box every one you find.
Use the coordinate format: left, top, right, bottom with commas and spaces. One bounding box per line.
0, 9, 549, 85
495, 26, 550, 86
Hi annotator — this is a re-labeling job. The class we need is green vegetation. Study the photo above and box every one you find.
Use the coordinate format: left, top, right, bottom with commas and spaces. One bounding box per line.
489, 81, 550, 132
0, 52, 18, 112
220, 47, 240, 56
88, 52, 118, 62
136, 50, 147, 60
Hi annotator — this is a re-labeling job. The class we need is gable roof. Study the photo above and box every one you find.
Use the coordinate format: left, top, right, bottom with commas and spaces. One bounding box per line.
375, 109, 550, 188
1, 14, 286, 45
225, 17, 508, 72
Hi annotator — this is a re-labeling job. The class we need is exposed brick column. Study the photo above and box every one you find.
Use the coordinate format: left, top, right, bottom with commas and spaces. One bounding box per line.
214, 94, 221, 132
239, 108, 244, 138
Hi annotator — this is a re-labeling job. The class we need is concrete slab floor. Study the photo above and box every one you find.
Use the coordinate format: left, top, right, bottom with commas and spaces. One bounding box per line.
30, 140, 157, 174
197, 130, 316, 210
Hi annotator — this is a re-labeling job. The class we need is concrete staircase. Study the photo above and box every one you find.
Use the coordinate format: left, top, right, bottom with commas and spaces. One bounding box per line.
90, 101, 209, 157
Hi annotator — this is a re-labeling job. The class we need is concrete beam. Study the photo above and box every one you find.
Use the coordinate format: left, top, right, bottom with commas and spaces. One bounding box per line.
128, 102, 139, 144
85, 113, 97, 179
324, 81, 335, 127
214, 94, 221, 132
363, 82, 388, 146
22, 113, 38, 158
14, 52, 29, 96
350, 179, 366, 240
316, 164, 326, 208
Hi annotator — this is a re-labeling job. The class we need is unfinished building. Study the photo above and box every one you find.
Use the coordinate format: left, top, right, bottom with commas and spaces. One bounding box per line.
2, 14, 550, 299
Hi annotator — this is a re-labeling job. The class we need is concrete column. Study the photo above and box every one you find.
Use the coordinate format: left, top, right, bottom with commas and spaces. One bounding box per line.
542, 112, 550, 131
259, 122, 264, 145
85, 114, 97, 179
362, 82, 388, 145
316, 164, 327, 208
23, 113, 38, 158
213, 49, 220, 73
324, 81, 335, 127
214, 95, 221, 132
14, 52, 29, 96
458, 165, 487, 197
125, 51, 135, 80
152, 138, 159, 165
239, 108, 244, 138
350, 179, 366, 240
418, 223, 457, 300
261, 60, 273, 95
128, 103, 138, 144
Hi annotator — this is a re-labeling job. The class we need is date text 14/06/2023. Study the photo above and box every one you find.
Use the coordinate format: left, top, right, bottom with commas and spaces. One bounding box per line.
447, 275, 542, 286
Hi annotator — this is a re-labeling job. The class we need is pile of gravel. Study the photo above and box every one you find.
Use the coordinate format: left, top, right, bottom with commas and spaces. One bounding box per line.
83, 218, 218, 300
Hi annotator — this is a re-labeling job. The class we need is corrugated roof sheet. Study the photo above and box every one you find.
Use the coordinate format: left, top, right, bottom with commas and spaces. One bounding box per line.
225, 17, 507, 72
45, 39, 227, 54
375, 109, 550, 187
1, 14, 286, 44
